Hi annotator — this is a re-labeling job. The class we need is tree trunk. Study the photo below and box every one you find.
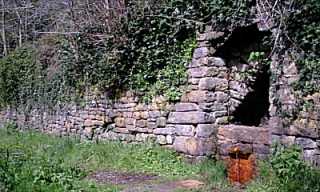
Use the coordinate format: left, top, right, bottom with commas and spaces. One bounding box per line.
15, 4, 23, 47
1, 0, 7, 56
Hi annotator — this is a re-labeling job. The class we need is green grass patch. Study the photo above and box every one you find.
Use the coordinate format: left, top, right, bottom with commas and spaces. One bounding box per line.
0, 124, 229, 192
2, 124, 320, 192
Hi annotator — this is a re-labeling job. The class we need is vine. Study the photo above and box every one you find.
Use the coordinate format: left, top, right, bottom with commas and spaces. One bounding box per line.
0, 0, 281, 108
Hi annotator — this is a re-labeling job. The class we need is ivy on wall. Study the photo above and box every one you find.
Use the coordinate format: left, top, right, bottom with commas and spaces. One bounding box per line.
2, 0, 301, 108
53, 0, 254, 103
288, 0, 320, 96
0, 46, 41, 108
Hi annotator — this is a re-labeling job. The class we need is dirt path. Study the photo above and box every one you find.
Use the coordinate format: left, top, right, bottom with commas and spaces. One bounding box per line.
121, 180, 204, 192
88, 171, 204, 192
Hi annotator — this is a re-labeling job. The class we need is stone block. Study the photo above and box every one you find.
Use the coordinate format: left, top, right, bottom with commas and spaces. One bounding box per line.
156, 117, 167, 127
189, 57, 209, 68
188, 78, 200, 85
147, 121, 157, 129
130, 127, 152, 133
135, 104, 148, 111
218, 125, 271, 145
136, 133, 152, 142
125, 118, 135, 126
193, 47, 209, 59
136, 120, 148, 128
84, 119, 104, 127
208, 57, 226, 67
149, 111, 161, 118
168, 112, 214, 124
199, 77, 217, 90
203, 31, 224, 41
280, 135, 296, 146
206, 92, 229, 103
213, 111, 228, 118
173, 136, 215, 156
303, 149, 317, 163
253, 144, 270, 154
115, 117, 125, 128
133, 112, 141, 119
157, 135, 167, 145
154, 127, 175, 135
215, 117, 229, 124
206, 67, 220, 77
290, 120, 319, 138
230, 90, 245, 100
196, 124, 216, 138
188, 67, 209, 78
181, 91, 207, 103
197, 41, 211, 47
295, 137, 317, 149
215, 79, 229, 91
113, 128, 129, 134
175, 103, 199, 112
83, 126, 93, 135
140, 111, 149, 119
175, 125, 195, 136
166, 135, 174, 144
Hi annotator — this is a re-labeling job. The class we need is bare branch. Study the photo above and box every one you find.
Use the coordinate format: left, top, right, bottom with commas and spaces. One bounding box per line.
33, 31, 80, 35
0, 6, 34, 11
145, 14, 204, 25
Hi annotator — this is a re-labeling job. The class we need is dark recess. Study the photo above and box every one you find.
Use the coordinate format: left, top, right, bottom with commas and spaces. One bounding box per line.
232, 66, 270, 126
213, 24, 271, 126
214, 24, 271, 67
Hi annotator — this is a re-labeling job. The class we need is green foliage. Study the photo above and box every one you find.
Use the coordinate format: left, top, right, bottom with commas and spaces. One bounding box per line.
140, 37, 196, 102
294, 58, 320, 95
32, 159, 84, 191
271, 145, 306, 184
58, 1, 202, 102
0, 125, 85, 192
270, 145, 320, 191
247, 145, 320, 192
0, 125, 230, 192
0, 0, 257, 106
288, 0, 320, 96
0, 46, 41, 107
248, 51, 266, 62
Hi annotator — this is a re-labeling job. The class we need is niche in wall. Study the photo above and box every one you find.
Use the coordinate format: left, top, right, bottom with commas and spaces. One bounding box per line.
214, 24, 271, 126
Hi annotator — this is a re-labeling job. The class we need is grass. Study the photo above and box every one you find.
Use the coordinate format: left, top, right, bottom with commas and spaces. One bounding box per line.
0, 124, 230, 192
2, 124, 320, 192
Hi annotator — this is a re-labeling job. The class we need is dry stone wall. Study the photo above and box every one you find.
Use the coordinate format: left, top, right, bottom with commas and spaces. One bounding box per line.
269, 50, 320, 165
0, 28, 254, 159
1, 25, 320, 165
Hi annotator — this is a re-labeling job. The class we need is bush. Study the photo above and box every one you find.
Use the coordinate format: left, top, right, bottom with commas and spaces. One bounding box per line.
0, 46, 41, 107
270, 145, 320, 192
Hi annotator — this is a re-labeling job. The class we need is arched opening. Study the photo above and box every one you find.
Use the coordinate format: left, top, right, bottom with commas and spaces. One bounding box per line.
213, 24, 271, 126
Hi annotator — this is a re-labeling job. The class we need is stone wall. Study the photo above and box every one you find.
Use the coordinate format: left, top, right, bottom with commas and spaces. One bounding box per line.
1, 24, 320, 165
0, 27, 258, 160
268, 48, 320, 165
270, 92, 320, 165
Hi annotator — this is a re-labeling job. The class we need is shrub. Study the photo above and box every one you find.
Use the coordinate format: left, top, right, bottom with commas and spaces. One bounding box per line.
0, 46, 40, 107
270, 145, 320, 192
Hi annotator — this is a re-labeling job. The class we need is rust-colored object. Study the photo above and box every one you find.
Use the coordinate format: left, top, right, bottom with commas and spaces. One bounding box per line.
227, 146, 256, 185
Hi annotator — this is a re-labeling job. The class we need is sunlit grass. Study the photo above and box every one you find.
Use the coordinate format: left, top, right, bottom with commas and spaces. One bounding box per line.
0, 125, 228, 192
